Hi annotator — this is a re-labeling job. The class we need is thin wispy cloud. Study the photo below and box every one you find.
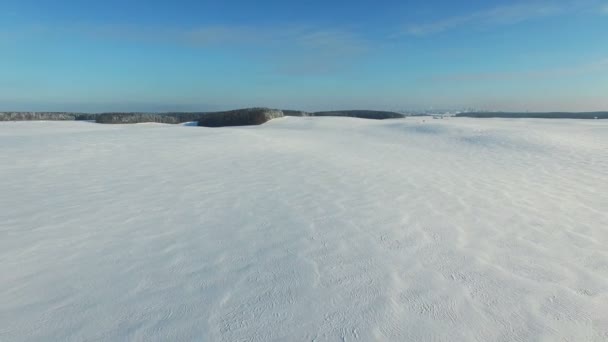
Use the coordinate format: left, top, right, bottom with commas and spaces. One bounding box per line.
295, 30, 367, 55
274, 29, 369, 75
82, 24, 273, 46
431, 58, 608, 82
69, 23, 367, 51
403, 1, 584, 36
3, 23, 370, 75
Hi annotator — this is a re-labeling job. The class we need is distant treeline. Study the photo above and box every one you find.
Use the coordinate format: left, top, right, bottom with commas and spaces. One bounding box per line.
282, 110, 310, 117
456, 112, 608, 119
0, 112, 97, 121
198, 108, 284, 127
283, 110, 405, 119
4, 110, 606, 124
1, 109, 405, 124
0, 112, 212, 123
95, 112, 209, 124
312, 110, 404, 119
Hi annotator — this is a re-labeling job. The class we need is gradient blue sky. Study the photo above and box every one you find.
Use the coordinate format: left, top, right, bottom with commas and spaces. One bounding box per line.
1, 0, 607, 112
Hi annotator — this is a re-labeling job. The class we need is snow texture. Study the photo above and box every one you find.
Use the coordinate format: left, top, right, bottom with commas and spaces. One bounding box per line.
1, 117, 607, 341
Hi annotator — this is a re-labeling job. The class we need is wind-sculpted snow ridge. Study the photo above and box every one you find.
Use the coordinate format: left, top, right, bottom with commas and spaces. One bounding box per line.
0, 117, 606, 341
456, 111, 608, 119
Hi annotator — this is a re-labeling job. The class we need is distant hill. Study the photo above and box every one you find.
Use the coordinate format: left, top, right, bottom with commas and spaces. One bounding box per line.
456, 112, 608, 119
312, 110, 404, 119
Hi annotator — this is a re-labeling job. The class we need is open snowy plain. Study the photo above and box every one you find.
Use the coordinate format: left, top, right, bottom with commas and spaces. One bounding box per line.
1, 117, 607, 341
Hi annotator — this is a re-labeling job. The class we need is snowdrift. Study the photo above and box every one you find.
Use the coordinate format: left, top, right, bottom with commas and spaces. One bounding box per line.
1, 117, 606, 341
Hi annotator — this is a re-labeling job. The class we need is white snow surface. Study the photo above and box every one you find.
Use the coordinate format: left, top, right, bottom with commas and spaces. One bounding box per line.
1, 117, 607, 341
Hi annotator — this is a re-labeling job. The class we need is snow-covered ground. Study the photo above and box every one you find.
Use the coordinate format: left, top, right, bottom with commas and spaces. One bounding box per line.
1, 117, 606, 341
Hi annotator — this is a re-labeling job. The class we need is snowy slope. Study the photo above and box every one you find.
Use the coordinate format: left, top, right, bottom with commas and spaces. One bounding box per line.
1, 117, 607, 341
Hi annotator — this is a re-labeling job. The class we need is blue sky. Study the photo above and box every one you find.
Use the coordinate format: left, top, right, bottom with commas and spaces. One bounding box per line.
1, 0, 607, 112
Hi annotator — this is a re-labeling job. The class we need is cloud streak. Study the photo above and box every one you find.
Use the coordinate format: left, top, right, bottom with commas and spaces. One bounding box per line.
403, 1, 589, 36
72, 24, 368, 52
430, 58, 608, 82
175, 26, 370, 75
272, 29, 369, 75
3, 23, 370, 75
